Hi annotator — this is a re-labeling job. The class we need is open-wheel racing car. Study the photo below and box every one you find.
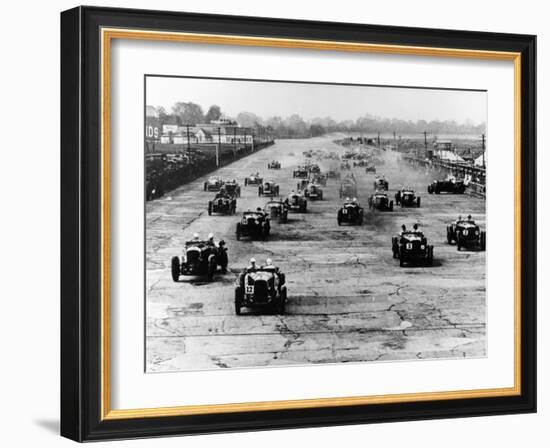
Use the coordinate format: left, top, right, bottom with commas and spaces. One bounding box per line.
208, 192, 237, 215
171, 237, 228, 281
258, 181, 280, 197
368, 191, 394, 211
268, 160, 281, 169
428, 177, 466, 194
310, 172, 327, 186
340, 161, 351, 170
285, 191, 307, 213
446, 215, 486, 251
339, 180, 357, 198
244, 173, 263, 186
203, 176, 224, 192
236, 210, 271, 240
264, 199, 289, 223
392, 225, 434, 267
235, 260, 287, 315
304, 183, 323, 200
293, 166, 309, 178
395, 187, 421, 207
373, 175, 389, 191
337, 198, 364, 225
223, 179, 241, 197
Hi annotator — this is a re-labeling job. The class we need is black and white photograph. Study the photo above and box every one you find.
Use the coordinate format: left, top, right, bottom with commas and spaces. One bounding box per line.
145, 76, 488, 373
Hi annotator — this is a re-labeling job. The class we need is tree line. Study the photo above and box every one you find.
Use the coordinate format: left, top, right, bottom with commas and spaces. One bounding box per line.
154, 102, 486, 139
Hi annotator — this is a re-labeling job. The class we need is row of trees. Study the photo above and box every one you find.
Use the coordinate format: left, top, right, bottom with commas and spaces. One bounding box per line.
154, 102, 486, 139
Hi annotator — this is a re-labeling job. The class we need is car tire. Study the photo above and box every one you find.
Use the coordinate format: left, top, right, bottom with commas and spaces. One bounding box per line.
235, 287, 243, 315
446, 227, 453, 244
219, 251, 228, 273
208, 203, 212, 216
417, 197, 421, 208
203, 183, 207, 191
389, 201, 394, 211
244, 178, 248, 186
277, 287, 287, 315
207, 256, 216, 281
171, 256, 180, 282
480, 231, 486, 251
427, 246, 434, 266
428, 186, 433, 194
236, 223, 241, 241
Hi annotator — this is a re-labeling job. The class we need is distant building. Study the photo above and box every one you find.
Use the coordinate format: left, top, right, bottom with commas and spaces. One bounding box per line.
160, 122, 253, 145
145, 106, 161, 142
433, 140, 465, 163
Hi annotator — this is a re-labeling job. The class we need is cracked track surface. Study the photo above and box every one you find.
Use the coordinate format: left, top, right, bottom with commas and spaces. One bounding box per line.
146, 136, 486, 372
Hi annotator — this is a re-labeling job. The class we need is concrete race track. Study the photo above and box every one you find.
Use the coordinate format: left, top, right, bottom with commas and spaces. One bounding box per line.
146, 136, 486, 372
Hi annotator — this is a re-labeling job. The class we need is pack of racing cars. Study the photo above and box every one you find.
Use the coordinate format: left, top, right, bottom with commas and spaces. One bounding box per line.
168, 146, 485, 315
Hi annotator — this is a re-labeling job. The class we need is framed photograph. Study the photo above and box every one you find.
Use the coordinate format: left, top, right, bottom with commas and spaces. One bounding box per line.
61, 6, 536, 441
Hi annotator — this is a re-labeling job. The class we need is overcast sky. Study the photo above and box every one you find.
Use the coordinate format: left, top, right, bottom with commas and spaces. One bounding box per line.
146, 76, 486, 125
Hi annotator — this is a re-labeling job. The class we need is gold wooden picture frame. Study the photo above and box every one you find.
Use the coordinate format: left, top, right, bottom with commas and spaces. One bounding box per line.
61, 6, 536, 441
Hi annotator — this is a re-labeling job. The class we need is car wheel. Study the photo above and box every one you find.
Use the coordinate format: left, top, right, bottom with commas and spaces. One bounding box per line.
208, 203, 212, 216
389, 201, 394, 211
235, 287, 243, 315
446, 227, 453, 244
480, 231, 486, 251
207, 257, 216, 281
219, 251, 228, 273
399, 247, 405, 267
171, 256, 180, 282
236, 224, 241, 241
427, 246, 434, 266
417, 197, 421, 207
277, 288, 287, 315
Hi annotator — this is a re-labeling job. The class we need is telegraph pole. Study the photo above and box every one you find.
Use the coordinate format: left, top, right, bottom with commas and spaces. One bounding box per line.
423, 131, 428, 160
233, 126, 237, 160
481, 133, 486, 167
186, 124, 191, 156
216, 127, 221, 166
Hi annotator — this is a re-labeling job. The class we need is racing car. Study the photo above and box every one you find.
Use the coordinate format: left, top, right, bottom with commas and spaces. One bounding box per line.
337, 198, 364, 225
427, 177, 466, 194
264, 199, 289, 223
244, 173, 263, 186
392, 224, 434, 267
223, 179, 241, 198
171, 237, 228, 281
368, 191, 394, 211
285, 191, 307, 213
203, 176, 224, 192
365, 165, 377, 174
373, 175, 389, 191
236, 210, 271, 240
293, 166, 309, 178
339, 180, 357, 198
235, 261, 287, 315
310, 173, 327, 186
446, 215, 486, 251
395, 187, 421, 207
208, 192, 237, 215
258, 181, 280, 197
268, 160, 281, 169
326, 169, 341, 180
304, 183, 323, 200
